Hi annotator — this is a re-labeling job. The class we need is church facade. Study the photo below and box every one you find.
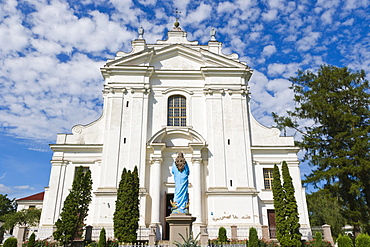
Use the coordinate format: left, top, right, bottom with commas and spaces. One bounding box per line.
38, 25, 310, 240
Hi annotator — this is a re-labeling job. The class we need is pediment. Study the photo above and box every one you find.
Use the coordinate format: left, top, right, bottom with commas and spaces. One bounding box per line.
105, 44, 246, 70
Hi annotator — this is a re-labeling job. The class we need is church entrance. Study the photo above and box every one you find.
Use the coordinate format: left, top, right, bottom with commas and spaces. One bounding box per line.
267, 210, 276, 239
163, 193, 174, 240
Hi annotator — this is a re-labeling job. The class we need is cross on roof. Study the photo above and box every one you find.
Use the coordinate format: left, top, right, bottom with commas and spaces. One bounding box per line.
173, 8, 181, 20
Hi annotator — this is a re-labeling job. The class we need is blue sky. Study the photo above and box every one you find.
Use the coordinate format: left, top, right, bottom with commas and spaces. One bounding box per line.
0, 0, 369, 199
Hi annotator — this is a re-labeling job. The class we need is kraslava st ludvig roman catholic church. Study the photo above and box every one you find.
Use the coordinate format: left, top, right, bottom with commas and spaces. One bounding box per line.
38, 23, 310, 240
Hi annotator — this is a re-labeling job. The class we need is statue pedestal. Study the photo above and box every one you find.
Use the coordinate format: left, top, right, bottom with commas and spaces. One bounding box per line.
166, 213, 196, 246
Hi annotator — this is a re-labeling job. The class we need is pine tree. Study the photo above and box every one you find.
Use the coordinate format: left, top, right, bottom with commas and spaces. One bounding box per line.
280, 161, 301, 246
272, 65, 370, 233
272, 164, 285, 244
113, 166, 140, 243
53, 166, 93, 246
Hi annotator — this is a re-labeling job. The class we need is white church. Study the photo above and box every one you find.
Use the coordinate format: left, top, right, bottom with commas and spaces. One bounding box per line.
33, 23, 310, 241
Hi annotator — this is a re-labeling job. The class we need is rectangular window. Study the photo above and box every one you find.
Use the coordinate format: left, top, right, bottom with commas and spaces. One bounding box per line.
263, 168, 274, 190
168, 95, 186, 126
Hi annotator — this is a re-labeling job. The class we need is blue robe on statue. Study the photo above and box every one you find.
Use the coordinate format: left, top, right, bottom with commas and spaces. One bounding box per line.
172, 161, 190, 214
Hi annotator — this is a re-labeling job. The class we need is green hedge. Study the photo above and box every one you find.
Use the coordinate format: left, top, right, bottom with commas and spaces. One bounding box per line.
3, 238, 17, 247
337, 234, 353, 247
355, 233, 370, 247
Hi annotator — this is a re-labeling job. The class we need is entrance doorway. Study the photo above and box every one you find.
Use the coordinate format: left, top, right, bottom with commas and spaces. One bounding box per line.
267, 209, 276, 239
163, 193, 174, 240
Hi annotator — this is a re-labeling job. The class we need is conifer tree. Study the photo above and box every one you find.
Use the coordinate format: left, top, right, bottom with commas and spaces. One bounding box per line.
114, 166, 140, 243
280, 161, 301, 246
28, 232, 36, 247
272, 164, 285, 244
53, 166, 93, 246
98, 228, 106, 247
218, 227, 227, 243
114, 168, 128, 242
130, 166, 140, 240
248, 227, 258, 247
272, 65, 370, 233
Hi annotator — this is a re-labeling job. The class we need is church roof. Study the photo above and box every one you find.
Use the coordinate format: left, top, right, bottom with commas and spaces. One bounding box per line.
17, 192, 44, 201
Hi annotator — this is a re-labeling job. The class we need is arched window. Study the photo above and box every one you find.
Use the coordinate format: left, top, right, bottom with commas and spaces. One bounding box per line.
168, 95, 186, 126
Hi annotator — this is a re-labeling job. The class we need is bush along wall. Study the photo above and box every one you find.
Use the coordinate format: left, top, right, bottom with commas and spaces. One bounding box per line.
4, 238, 17, 247
355, 233, 370, 247
337, 234, 353, 247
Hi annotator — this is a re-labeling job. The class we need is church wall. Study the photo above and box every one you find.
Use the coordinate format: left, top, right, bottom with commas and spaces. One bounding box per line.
205, 93, 227, 189
38, 29, 311, 240
206, 193, 260, 227
100, 92, 125, 189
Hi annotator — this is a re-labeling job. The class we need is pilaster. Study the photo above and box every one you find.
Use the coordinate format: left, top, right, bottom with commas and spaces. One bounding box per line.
149, 143, 166, 227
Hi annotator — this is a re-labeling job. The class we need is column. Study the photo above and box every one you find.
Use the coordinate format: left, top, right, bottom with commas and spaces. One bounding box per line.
149, 143, 166, 227
190, 143, 205, 225
192, 157, 203, 223
150, 157, 162, 225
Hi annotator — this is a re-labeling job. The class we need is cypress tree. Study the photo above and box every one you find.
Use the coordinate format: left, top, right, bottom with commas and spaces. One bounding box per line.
28, 232, 36, 247
218, 227, 227, 243
53, 166, 93, 246
272, 164, 285, 244
98, 228, 106, 247
114, 166, 140, 243
114, 168, 128, 242
130, 166, 140, 241
248, 227, 258, 247
280, 161, 301, 246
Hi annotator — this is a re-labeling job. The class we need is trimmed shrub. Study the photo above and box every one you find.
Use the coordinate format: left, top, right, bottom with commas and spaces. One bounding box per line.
313, 232, 323, 247
355, 233, 370, 247
218, 227, 227, 243
4, 237, 17, 247
248, 227, 258, 247
336, 234, 353, 247
28, 233, 36, 247
98, 228, 106, 247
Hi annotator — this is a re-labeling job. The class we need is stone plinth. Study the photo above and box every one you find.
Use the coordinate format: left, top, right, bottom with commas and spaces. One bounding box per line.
166, 213, 196, 246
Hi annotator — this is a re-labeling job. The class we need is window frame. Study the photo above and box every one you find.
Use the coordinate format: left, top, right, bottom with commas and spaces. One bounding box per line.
263, 168, 274, 190
167, 94, 187, 127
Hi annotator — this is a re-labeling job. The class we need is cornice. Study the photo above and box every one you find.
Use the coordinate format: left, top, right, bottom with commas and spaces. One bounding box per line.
50, 144, 103, 152
101, 66, 154, 78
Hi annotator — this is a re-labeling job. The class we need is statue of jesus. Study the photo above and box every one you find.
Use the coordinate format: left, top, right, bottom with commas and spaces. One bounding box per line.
171, 152, 190, 214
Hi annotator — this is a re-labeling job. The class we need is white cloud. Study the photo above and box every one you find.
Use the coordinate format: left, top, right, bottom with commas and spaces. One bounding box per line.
172, 0, 191, 11
186, 3, 212, 24
266, 0, 283, 9
343, 0, 369, 9
342, 18, 354, 25
14, 185, 36, 190
296, 32, 321, 51
137, 0, 156, 5
0, 7, 30, 54
261, 9, 278, 21
262, 44, 277, 57
217, 1, 237, 14
0, 184, 14, 194
268, 63, 286, 76
320, 9, 334, 24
